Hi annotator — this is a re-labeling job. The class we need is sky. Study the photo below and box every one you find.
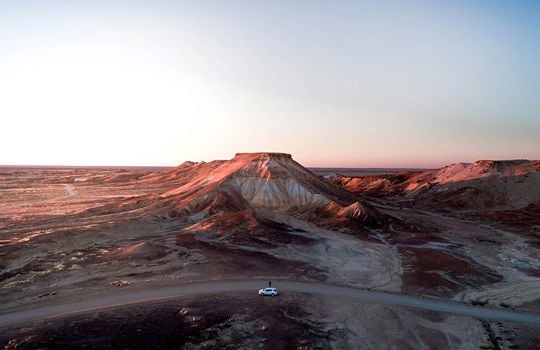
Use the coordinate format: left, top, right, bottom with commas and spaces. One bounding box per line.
0, 0, 539, 168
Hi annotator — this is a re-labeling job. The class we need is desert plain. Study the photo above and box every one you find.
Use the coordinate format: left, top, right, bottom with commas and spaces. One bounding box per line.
0, 153, 539, 349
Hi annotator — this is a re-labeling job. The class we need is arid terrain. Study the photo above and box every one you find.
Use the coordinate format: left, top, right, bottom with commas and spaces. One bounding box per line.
1, 153, 539, 349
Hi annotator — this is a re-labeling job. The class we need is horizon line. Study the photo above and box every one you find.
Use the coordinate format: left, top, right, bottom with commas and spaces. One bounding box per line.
0, 163, 433, 170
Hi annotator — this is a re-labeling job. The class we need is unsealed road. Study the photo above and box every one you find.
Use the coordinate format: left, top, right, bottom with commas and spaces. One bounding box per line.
2, 280, 540, 327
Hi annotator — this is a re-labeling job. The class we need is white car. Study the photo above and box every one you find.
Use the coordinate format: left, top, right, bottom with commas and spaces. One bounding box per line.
258, 287, 278, 296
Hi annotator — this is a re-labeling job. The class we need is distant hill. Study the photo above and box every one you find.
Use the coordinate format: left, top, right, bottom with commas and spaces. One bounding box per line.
331, 160, 540, 211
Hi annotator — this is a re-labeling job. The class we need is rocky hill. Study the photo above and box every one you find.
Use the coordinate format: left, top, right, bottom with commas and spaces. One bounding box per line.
149, 152, 386, 229
332, 160, 540, 210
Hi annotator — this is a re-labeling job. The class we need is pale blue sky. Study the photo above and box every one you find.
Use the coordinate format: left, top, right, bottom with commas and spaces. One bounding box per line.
0, 1, 538, 167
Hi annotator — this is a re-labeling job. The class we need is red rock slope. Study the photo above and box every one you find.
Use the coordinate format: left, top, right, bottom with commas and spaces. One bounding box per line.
332, 160, 540, 210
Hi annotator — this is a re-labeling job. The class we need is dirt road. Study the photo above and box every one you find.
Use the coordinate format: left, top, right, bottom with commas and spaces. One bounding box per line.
1, 280, 540, 328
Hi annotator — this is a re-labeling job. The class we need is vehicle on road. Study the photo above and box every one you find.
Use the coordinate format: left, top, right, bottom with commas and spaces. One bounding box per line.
258, 287, 278, 296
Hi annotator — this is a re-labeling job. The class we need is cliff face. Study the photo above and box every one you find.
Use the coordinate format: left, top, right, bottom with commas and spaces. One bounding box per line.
233, 152, 293, 161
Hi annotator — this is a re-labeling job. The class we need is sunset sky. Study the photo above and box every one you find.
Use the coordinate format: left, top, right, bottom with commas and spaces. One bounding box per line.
1, 1, 539, 168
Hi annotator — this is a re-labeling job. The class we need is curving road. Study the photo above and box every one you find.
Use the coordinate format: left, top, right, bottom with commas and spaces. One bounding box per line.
1, 280, 540, 328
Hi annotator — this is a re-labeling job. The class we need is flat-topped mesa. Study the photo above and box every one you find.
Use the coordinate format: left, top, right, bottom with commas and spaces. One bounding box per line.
472, 159, 540, 173
158, 150, 385, 227
233, 152, 293, 162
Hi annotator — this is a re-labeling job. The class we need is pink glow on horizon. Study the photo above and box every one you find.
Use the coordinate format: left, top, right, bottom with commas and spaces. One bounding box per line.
0, 1, 538, 167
